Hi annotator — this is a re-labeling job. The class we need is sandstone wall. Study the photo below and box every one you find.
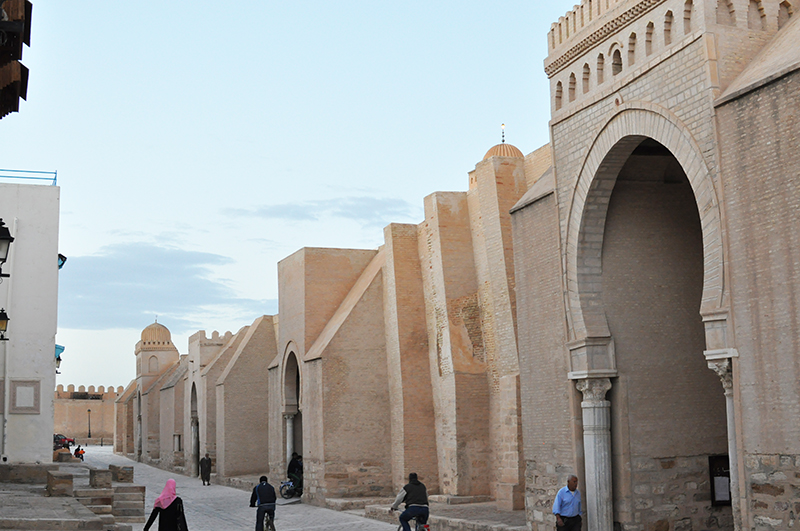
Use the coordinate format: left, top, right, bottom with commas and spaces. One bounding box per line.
717, 68, 800, 530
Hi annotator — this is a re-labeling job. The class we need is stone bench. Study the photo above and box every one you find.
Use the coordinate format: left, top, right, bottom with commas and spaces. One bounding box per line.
90, 468, 112, 488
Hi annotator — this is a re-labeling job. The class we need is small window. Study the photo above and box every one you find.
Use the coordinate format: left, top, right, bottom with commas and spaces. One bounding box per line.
628, 33, 637, 66
555, 81, 563, 110
646, 22, 654, 55
597, 54, 605, 84
717, 0, 736, 26
684, 0, 694, 33
612, 49, 623, 75
569, 73, 577, 102
582, 63, 591, 93
665, 11, 674, 45
779, 1, 794, 28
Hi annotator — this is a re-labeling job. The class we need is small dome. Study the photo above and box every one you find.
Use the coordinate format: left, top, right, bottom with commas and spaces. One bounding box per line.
483, 143, 524, 160
140, 322, 172, 350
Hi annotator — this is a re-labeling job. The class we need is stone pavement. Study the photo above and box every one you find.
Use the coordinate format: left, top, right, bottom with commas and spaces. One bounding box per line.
83, 446, 397, 531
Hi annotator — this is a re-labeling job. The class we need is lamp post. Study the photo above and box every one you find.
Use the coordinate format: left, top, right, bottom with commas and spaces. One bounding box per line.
0, 218, 14, 278
87, 409, 92, 439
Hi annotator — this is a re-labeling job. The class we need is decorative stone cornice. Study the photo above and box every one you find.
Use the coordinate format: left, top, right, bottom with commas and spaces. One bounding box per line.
576, 377, 612, 404
545, 0, 668, 78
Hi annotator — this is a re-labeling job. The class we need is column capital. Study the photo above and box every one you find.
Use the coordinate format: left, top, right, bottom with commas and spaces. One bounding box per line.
283, 413, 295, 420
707, 358, 733, 395
576, 377, 612, 403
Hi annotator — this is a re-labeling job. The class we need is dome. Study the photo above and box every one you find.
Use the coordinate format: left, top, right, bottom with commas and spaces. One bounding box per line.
140, 322, 172, 350
483, 143, 524, 160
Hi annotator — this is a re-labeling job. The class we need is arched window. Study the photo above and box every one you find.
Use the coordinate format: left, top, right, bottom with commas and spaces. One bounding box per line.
748, 0, 767, 29
612, 49, 623, 75
583, 63, 591, 93
148, 356, 159, 373
628, 33, 637, 66
665, 11, 674, 44
779, 1, 794, 28
555, 81, 563, 110
646, 22, 655, 55
684, 0, 694, 33
597, 54, 605, 84
717, 0, 736, 26
569, 73, 577, 102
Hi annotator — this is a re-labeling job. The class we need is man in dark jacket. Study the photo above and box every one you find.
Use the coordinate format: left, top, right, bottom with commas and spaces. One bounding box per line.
250, 476, 277, 531
390, 472, 429, 531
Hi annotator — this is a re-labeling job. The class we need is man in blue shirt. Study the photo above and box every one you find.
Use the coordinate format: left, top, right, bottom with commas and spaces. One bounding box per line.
553, 475, 581, 531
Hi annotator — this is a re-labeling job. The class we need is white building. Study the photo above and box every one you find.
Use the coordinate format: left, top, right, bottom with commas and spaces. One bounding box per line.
0, 182, 60, 463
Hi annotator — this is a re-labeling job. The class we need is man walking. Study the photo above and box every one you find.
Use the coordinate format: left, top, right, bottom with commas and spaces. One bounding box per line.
199, 453, 212, 486
250, 476, 277, 531
553, 475, 581, 531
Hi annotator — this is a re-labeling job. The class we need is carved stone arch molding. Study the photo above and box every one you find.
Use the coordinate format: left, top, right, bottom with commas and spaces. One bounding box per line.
565, 101, 728, 378
281, 341, 302, 414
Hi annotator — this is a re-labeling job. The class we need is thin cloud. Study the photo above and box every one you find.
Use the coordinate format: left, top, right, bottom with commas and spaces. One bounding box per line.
58, 242, 276, 333
223, 196, 421, 228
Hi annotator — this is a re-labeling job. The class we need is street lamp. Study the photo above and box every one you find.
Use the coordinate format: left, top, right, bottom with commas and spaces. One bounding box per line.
87, 409, 92, 439
0, 308, 9, 341
0, 218, 14, 278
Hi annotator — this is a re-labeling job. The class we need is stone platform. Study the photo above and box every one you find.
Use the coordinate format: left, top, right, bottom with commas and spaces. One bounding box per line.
361, 501, 527, 531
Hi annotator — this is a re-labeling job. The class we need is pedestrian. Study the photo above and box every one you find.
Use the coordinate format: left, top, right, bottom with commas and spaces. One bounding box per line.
287, 453, 303, 490
199, 453, 212, 486
250, 475, 277, 531
144, 479, 189, 531
390, 472, 429, 531
553, 475, 581, 531
74, 445, 85, 461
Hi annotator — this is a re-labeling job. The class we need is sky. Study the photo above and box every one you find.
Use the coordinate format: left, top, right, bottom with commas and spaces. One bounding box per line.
0, 0, 570, 388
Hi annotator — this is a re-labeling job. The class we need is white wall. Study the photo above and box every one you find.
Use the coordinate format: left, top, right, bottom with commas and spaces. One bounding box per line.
0, 183, 60, 463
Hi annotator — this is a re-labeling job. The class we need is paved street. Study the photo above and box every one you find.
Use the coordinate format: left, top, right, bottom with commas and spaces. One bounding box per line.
84, 446, 397, 531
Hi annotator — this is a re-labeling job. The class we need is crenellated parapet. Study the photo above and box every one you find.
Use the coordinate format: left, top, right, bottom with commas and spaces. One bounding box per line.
546, 0, 797, 115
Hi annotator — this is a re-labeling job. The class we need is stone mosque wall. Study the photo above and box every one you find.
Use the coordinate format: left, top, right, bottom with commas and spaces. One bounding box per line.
106, 3, 800, 531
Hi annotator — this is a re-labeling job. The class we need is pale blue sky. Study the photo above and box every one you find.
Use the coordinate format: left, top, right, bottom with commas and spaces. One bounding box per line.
0, 1, 570, 387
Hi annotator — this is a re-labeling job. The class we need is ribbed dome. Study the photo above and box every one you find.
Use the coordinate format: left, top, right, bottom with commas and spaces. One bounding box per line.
140, 322, 172, 350
483, 143, 524, 160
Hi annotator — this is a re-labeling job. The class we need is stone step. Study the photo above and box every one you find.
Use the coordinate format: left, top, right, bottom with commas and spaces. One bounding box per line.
84, 505, 113, 515
111, 492, 144, 502
112, 516, 146, 524
111, 501, 143, 510
113, 485, 145, 494
73, 488, 113, 498
326, 497, 395, 511
111, 508, 145, 518
364, 505, 528, 531
0, 517, 104, 530
75, 496, 113, 506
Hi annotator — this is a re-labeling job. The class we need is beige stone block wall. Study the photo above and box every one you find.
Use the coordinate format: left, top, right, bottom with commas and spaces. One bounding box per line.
418, 191, 490, 497
383, 223, 439, 492
216, 315, 277, 477
511, 192, 578, 531
321, 272, 393, 499
717, 68, 800, 529
54, 385, 121, 442
201, 329, 247, 462
302, 358, 325, 504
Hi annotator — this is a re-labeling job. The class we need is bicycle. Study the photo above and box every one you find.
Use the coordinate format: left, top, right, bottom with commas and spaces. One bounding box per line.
396, 514, 430, 531
256, 503, 276, 531
279, 478, 303, 498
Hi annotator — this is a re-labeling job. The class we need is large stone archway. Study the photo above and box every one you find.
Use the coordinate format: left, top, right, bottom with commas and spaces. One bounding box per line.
562, 103, 738, 531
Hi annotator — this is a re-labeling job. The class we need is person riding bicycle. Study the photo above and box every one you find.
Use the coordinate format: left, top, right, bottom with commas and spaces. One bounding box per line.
287, 453, 303, 490
250, 476, 277, 531
390, 472, 429, 531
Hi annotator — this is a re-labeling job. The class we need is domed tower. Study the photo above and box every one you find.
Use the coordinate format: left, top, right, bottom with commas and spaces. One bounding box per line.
135, 321, 180, 381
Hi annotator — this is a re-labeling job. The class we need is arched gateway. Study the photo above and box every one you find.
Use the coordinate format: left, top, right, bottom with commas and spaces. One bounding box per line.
564, 104, 732, 531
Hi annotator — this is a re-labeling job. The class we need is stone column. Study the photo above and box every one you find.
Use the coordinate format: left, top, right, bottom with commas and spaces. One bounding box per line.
284, 414, 295, 463
708, 359, 740, 531
576, 378, 613, 531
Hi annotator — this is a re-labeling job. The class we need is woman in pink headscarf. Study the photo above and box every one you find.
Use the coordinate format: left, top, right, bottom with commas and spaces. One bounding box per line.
143, 479, 189, 531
